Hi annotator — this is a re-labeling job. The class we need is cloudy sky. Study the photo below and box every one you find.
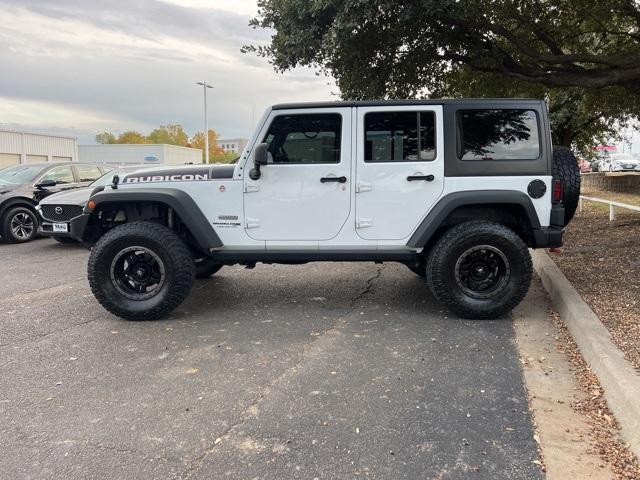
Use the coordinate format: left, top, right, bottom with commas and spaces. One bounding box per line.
0, 0, 336, 143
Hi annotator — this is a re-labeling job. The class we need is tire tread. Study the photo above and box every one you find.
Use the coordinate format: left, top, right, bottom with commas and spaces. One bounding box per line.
87, 222, 194, 320
426, 221, 532, 319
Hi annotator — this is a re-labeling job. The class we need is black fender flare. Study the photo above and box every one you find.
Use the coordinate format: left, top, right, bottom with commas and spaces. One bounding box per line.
406, 190, 542, 248
86, 188, 223, 248
0, 195, 38, 219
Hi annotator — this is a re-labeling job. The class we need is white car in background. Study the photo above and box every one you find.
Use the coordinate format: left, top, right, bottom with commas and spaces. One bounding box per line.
599, 153, 640, 172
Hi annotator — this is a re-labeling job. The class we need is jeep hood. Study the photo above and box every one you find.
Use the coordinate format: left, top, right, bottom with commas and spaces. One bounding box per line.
120, 164, 235, 184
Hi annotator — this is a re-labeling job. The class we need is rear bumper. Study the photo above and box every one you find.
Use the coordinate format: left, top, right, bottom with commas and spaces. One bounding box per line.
532, 203, 564, 248
532, 227, 563, 248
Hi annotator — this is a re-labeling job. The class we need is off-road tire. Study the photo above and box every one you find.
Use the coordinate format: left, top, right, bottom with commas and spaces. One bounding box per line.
552, 146, 581, 226
88, 222, 195, 320
53, 236, 77, 244
195, 256, 223, 279
426, 221, 532, 319
1, 206, 38, 243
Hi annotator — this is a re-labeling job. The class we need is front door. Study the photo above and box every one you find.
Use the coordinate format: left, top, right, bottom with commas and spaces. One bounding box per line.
355, 106, 445, 240
243, 108, 352, 241
33, 164, 78, 202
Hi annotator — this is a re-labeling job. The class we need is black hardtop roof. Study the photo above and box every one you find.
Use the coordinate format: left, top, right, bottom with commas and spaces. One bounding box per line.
272, 98, 545, 110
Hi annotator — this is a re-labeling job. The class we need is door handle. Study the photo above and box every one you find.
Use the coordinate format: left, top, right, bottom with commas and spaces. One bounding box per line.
320, 176, 347, 183
407, 175, 435, 181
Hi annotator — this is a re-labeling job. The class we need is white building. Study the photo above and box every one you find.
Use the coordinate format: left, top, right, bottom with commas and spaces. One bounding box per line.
79, 144, 202, 166
218, 138, 248, 154
0, 130, 78, 169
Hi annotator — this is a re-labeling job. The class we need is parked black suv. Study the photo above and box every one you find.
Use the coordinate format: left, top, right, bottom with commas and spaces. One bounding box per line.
0, 163, 112, 243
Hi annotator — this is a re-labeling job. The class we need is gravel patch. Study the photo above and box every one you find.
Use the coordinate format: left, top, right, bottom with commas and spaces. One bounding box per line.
551, 311, 640, 479
551, 203, 640, 370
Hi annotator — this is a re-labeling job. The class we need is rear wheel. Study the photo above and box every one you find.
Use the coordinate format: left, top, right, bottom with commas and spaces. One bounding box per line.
405, 258, 426, 278
426, 221, 532, 319
88, 222, 195, 320
1, 206, 38, 243
195, 256, 223, 279
552, 146, 581, 226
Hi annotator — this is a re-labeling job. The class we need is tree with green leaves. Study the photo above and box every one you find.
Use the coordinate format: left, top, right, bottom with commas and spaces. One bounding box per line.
246, 0, 640, 153
116, 131, 150, 144
95, 131, 116, 144
147, 124, 189, 146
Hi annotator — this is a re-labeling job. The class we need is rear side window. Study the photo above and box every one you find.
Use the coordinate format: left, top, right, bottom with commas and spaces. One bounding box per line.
365, 111, 436, 162
76, 165, 103, 182
457, 110, 540, 160
263, 113, 342, 164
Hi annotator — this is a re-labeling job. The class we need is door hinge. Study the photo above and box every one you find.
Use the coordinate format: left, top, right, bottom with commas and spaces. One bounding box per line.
356, 218, 373, 228
245, 218, 260, 228
356, 181, 373, 193
244, 183, 260, 193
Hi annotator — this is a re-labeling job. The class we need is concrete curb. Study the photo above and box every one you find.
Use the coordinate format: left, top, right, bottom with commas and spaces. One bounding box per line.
531, 249, 640, 457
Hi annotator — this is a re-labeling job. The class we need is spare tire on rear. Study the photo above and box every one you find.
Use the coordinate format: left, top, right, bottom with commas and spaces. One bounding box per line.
552, 146, 581, 226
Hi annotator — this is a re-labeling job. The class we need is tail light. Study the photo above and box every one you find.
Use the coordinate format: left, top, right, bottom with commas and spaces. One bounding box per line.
552, 180, 563, 202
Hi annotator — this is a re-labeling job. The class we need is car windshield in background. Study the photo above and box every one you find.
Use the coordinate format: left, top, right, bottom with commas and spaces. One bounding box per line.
0, 165, 46, 186
89, 167, 139, 187
610, 154, 634, 161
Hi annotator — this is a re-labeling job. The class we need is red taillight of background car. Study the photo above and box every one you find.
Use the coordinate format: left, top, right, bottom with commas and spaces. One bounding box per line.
552, 179, 563, 202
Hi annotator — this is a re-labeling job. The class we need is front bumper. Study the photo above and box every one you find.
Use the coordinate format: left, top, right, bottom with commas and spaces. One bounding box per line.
39, 221, 73, 238
69, 213, 91, 242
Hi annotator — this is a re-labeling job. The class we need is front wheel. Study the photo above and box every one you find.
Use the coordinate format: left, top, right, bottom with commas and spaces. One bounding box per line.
1, 206, 38, 243
88, 222, 195, 320
426, 221, 532, 319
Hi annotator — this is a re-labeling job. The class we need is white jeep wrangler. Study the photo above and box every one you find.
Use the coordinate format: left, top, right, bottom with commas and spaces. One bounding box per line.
69, 99, 579, 320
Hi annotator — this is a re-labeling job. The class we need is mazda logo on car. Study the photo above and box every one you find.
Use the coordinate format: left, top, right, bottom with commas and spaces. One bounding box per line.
55, 206, 63, 215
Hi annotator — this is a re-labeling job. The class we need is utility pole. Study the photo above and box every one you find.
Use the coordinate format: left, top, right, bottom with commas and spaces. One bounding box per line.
196, 81, 213, 163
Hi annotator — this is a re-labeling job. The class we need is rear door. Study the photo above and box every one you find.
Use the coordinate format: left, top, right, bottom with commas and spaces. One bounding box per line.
243, 108, 352, 241
355, 105, 444, 240
74, 164, 104, 187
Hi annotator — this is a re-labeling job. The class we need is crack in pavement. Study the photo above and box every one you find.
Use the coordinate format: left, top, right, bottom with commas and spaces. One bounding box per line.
174, 265, 386, 480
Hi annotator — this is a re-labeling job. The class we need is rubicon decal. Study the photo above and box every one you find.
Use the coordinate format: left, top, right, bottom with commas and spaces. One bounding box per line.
123, 168, 211, 184
124, 173, 209, 183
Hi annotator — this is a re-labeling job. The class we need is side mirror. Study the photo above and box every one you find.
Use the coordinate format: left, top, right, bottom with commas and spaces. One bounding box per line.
35, 179, 57, 189
249, 143, 270, 180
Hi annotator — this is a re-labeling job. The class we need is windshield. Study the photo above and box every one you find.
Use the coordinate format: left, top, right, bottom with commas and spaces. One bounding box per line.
0, 165, 45, 186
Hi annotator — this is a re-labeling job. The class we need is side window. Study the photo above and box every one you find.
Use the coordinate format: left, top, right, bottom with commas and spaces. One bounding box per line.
457, 109, 540, 160
262, 113, 342, 164
40, 165, 74, 184
365, 111, 436, 162
76, 165, 103, 182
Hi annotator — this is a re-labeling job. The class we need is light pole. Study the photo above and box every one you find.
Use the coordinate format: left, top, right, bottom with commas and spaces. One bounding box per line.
196, 81, 213, 163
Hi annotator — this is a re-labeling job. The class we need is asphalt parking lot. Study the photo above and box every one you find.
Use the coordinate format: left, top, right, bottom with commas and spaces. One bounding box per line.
1, 238, 542, 480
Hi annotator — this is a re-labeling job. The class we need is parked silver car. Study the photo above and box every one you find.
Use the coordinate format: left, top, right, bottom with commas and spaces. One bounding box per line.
599, 153, 640, 172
